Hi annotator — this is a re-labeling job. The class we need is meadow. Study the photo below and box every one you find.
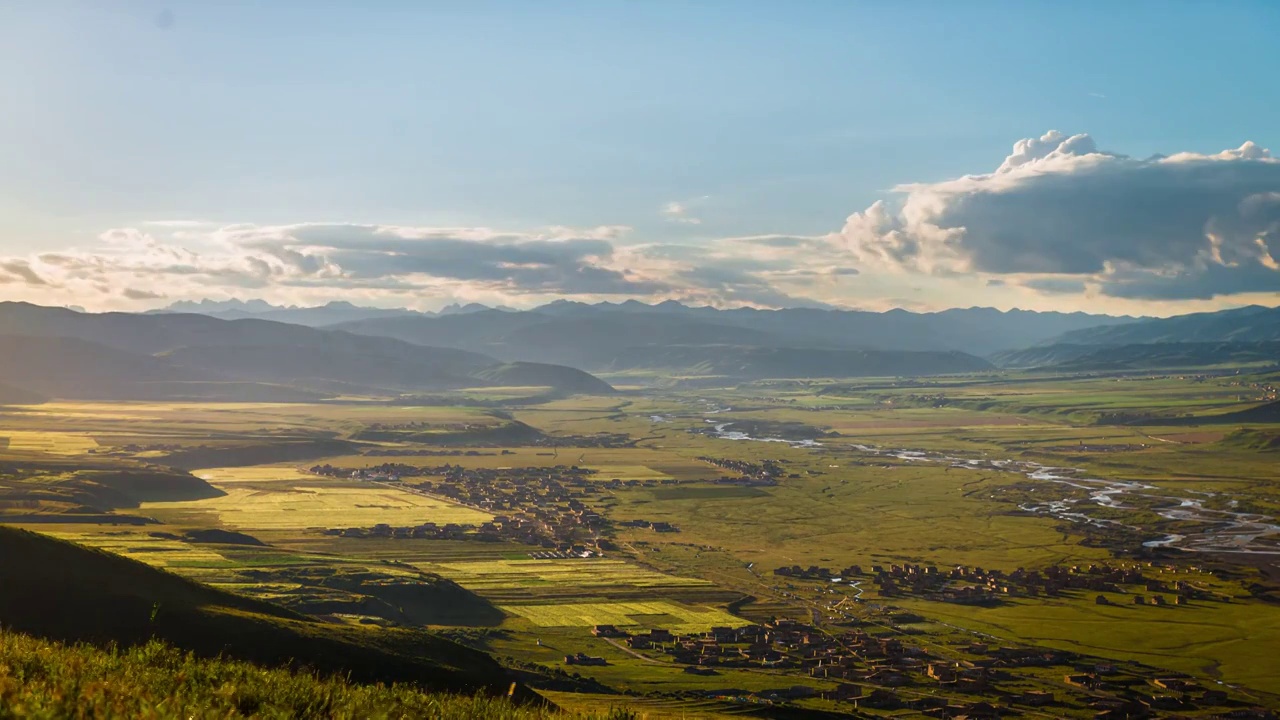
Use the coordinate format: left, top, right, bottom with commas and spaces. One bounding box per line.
2, 369, 1278, 709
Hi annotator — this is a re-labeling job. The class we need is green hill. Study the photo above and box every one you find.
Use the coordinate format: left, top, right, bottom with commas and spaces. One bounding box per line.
992, 341, 1280, 371
1046, 305, 1280, 345
0, 526, 541, 702
601, 344, 993, 379
468, 362, 616, 394
1219, 427, 1280, 452
0, 630, 577, 720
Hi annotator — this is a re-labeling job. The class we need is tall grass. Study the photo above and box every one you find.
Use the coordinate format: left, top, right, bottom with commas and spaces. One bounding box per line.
0, 630, 635, 720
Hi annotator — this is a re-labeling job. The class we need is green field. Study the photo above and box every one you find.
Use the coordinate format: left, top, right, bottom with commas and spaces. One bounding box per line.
3, 370, 1279, 712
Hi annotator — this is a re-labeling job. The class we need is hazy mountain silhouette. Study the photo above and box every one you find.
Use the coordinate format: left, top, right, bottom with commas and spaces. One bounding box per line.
0, 303, 611, 400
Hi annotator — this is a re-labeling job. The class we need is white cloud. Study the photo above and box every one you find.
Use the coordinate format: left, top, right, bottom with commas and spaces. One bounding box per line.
660, 196, 710, 225
835, 130, 1280, 300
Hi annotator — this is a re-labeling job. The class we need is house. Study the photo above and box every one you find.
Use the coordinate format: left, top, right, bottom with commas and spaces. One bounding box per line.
591, 624, 627, 638
647, 628, 675, 643
822, 683, 862, 701
1014, 691, 1055, 706
564, 653, 607, 666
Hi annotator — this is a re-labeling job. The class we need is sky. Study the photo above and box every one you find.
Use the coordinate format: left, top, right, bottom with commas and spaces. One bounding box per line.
2, 1, 1279, 315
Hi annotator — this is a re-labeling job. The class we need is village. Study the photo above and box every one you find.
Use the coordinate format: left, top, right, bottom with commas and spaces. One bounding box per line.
572, 616, 1264, 718
773, 560, 1231, 607
309, 462, 680, 550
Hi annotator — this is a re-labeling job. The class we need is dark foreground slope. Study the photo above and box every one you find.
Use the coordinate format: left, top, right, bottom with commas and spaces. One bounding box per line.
0, 630, 572, 719
0, 527, 540, 701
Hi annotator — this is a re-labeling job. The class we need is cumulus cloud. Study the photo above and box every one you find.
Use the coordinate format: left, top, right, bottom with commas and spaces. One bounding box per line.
835, 130, 1280, 300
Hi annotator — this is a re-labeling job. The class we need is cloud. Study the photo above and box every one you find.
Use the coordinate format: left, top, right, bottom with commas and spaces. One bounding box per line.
122, 288, 167, 300
661, 196, 710, 225
0, 261, 51, 286
835, 130, 1280, 300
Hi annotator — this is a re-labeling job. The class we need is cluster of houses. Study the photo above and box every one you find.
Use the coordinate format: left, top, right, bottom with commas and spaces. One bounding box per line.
776, 560, 1220, 607
312, 463, 684, 552
585, 617, 1262, 717
616, 519, 679, 533
696, 455, 785, 481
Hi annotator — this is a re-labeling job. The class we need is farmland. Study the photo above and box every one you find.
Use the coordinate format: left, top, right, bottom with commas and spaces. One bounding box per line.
2, 367, 1279, 716
142, 483, 493, 530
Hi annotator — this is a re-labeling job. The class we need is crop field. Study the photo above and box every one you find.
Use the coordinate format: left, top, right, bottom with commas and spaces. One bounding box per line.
500, 600, 749, 632
429, 559, 714, 593
38, 529, 231, 568
192, 466, 326, 483
142, 482, 492, 530
0, 431, 99, 455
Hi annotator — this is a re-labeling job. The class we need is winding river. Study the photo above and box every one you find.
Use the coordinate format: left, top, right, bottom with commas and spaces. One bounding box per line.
695, 409, 1280, 555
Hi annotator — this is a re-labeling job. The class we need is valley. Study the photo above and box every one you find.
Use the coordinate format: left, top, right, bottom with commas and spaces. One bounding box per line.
3, 361, 1278, 718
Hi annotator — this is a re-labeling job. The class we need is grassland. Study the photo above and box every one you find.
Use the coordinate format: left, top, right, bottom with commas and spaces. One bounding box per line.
3, 369, 1279, 711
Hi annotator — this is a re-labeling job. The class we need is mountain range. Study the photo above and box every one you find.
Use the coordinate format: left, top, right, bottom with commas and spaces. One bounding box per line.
160, 297, 1136, 355
155, 299, 511, 326
3, 300, 1277, 403
0, 302, 612, 401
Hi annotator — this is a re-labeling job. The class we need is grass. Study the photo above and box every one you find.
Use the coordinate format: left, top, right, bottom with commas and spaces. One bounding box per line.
0, 630, 637, 720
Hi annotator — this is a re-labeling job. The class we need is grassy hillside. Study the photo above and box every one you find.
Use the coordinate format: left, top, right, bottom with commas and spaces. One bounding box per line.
468, 362, 616, 394
0, 462, 224, 522
160, 342, 490, 392
0, 631, 633, 719
0, 382, 45, 405
601, 344, 993, 378
0, 335, 209, 397
1049, 304, 1280, 345
0, 527, 538, 701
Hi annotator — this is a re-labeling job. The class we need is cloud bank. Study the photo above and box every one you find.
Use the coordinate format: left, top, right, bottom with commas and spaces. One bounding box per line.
2, 131, 1277, 312
836, 130, 1280, 300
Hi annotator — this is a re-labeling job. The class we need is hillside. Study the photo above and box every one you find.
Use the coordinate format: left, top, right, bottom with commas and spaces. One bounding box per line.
0, 303, 613, 399
600, 345, 993, 379
0, 630, 579, 720
0, 381, 46, 405
1165, 400, 1280, 426
0, 461, 227, 521
1047, 305, 1280, 346
468, 362, 618, 394
993, 341, 1280, 370
161, 343, 491, 393
0, 335, 210, 396
0, 526, 539, 700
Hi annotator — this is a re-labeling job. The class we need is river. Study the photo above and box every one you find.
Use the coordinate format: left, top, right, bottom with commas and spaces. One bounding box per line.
698, 410, 1280, 555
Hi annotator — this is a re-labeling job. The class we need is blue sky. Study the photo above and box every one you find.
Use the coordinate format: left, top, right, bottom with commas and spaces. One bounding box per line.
2, 1, 1278, 313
